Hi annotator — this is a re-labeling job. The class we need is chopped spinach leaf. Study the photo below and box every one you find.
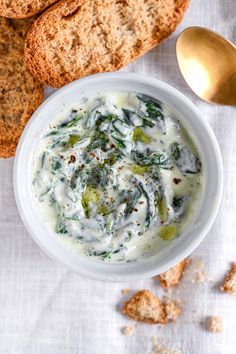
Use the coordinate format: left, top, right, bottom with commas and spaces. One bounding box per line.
119, 188, 142, 219
172, 195, 185, 209
87, 166, 109, 188
131, 150, 172, 169
111, 135, 126, 149
170, 142, 201, 174
59, 114, 82, 128
56, 218, 68, 234
41, 152, 47, 168
46, 130, 59, 137
87, 130, 108, 151
137, 94, 166, 133
122, 109, 135, 125
130, 176, 155, 229
52, 157, 61, 171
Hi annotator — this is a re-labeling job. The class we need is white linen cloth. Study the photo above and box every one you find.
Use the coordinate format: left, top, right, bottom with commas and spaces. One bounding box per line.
1, 0, 236, 353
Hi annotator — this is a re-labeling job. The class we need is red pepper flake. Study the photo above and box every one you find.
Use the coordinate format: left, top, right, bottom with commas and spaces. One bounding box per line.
173, 178, 182, 185
139, 201, 144, 205
68, 155, 76, 164
134, 208, 138, 212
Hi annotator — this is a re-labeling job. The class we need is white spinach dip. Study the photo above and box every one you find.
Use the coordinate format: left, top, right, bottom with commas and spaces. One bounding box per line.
33, 92, 203, 262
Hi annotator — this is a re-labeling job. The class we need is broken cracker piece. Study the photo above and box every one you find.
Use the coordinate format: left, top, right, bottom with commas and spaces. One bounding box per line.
207, 316, 223, 333
121, 326, 135, 336
156, 259, 189, 289
221, 263, 236, 295
122, 290, 167, 324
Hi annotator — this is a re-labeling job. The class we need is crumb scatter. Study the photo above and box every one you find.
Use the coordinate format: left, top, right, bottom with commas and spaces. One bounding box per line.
151, 336, 182, 354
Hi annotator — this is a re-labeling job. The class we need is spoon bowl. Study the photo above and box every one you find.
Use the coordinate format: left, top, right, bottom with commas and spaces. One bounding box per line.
176, 27, 236, 105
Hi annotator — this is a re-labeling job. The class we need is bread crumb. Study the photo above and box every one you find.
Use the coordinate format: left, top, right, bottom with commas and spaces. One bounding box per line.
156, 259, 190, 288
165, 302, 181, 322
122, 290, 167, 324
191, 258, 209, 283
122, 290, 181, 324
221, 263, 236, 295
121, 326, 135, 336
207, 316, 223, 333
193, 270, 206, 283
151, 336, 182, 354
121, 288, 130, 295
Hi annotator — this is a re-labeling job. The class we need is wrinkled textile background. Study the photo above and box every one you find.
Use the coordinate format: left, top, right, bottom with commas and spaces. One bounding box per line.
0, 1, 236, 353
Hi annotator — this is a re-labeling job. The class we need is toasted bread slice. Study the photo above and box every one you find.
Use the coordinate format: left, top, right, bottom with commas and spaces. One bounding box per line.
122, 290, 168, 324
8, 17, 37, 38
25, 0, 189, 87
0, 18, 44, 158
0, 0, 58, 19
156, 259, 190, 288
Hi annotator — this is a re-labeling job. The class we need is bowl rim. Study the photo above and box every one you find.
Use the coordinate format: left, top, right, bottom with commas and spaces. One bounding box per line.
13, 72, 223, 282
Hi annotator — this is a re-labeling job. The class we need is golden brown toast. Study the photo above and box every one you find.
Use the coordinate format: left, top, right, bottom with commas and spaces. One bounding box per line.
25, 0, 189, 87
0, 0, 58, 19
0, 18, 43, 158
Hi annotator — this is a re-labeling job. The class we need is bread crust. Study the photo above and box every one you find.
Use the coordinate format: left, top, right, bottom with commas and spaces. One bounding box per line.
25, 0, 190, 87
0, 18, 44, 158
0, 0, 58, 19
8, 16, 37, 38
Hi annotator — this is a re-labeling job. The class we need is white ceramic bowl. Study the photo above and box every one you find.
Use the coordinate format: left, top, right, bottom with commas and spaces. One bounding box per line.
13, 73, 223, 282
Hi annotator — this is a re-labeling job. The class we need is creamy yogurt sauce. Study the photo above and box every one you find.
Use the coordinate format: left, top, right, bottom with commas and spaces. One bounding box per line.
32, 92, 203, 262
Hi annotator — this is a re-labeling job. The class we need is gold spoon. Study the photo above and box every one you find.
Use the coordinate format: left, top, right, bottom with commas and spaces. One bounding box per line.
176, 27, 236, 105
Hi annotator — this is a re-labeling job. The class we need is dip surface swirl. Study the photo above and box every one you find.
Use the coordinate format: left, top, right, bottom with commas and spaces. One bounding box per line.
33, 92, 203, 262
